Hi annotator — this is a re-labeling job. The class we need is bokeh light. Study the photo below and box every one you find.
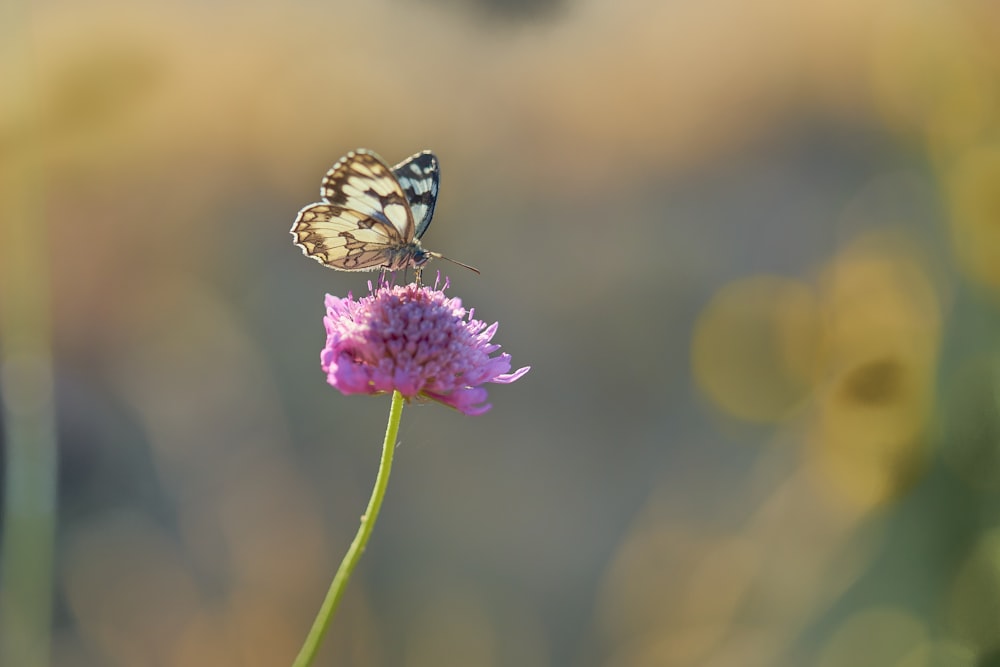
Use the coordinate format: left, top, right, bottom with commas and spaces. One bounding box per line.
693, 276, 820, 422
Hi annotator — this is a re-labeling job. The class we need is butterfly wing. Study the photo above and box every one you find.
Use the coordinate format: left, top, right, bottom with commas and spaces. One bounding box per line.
392, 151, 439, 240
290, 150, 417, 271
291, 203, 409, 270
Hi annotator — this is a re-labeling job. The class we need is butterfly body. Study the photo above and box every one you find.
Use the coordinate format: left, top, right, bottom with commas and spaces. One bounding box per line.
291, 149, 456, 273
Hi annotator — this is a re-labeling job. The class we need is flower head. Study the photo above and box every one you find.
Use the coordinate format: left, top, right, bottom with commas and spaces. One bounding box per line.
321, 276, 530, 415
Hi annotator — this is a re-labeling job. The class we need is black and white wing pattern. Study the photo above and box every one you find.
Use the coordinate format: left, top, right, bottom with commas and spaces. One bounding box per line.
291, 149, 429, 271
391, 151, 440, 239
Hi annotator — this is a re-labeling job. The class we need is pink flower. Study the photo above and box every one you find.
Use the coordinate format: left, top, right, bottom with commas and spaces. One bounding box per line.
321, 277, 529, 415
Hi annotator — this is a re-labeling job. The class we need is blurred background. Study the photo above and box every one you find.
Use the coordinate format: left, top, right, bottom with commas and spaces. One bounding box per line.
2, 0, 1000, 665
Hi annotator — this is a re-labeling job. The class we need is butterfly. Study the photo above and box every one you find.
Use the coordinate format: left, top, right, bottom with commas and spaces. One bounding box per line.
290, 148, 477, 276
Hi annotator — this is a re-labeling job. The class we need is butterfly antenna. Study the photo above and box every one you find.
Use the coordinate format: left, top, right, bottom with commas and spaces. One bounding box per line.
430, 253, 480, 275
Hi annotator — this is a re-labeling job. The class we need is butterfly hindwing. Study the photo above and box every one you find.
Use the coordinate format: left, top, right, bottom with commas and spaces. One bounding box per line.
392, 151, 440, 240
291, 202, 407, 270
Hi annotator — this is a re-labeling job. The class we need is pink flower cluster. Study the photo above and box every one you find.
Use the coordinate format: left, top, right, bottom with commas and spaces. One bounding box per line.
321, 279, 529, 415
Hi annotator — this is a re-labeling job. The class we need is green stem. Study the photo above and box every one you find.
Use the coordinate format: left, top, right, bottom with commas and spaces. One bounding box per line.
291, 390, 404, 667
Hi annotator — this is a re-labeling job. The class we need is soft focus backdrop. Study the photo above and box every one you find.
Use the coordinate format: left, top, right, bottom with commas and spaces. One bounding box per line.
3, 0, 1000, 665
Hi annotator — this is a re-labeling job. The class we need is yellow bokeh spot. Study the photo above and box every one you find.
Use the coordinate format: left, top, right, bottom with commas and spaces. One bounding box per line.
945, 144, 1000, 293
692, 230, 941, 509
807, 232, 940, 509
692, 276, 821, 422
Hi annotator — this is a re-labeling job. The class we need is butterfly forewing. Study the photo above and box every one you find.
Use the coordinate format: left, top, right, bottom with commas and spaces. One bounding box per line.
392, 151, 440, 239
319, 150, 415, 238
